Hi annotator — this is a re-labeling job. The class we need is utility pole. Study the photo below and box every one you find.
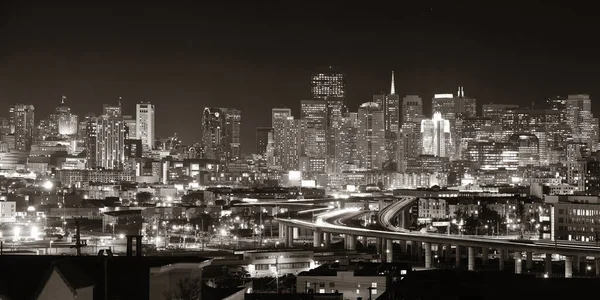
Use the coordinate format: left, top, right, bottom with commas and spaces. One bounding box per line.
70, 218, 86, 256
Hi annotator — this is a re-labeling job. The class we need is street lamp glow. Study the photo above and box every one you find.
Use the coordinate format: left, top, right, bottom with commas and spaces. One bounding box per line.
13, 227, 20, 239
118, 233, 125, 239
43, 181, 53, 190
30, 226, 39, 239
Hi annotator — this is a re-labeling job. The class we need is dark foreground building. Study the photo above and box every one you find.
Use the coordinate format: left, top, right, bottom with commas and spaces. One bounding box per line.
0, 254, 216, 300
384, 269, 600, 300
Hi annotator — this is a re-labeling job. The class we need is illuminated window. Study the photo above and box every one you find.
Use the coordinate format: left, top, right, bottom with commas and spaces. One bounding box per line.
319, 289, 325, 294
371, 282, 377, 288
372, 289, 378, 295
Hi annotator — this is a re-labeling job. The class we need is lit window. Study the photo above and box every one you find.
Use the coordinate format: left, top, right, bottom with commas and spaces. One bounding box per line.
372, 289, 378, 295
356, 289, 360, 294
371, 282, 377, 288
319, 289, 325, 294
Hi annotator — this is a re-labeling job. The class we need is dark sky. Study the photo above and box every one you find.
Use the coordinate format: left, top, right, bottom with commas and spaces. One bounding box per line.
0, 3, 599, 153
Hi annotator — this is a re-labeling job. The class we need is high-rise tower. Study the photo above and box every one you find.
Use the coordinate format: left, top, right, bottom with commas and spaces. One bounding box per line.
136, 102, 155, 151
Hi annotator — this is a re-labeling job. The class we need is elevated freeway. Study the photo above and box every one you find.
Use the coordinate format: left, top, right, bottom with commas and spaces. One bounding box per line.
276, 196, 600, 278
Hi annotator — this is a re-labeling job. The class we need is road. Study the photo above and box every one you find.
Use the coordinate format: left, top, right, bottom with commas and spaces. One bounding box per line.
278, 207, 600, 257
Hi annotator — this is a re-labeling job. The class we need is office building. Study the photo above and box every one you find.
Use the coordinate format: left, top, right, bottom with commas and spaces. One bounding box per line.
136, 102, 155, 150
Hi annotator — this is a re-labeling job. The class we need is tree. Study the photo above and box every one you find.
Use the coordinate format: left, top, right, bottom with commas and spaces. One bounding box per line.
181, 191, 204, 206
164, 277, 202, 300
190, 213, 213, 231
135, 192, 154, 205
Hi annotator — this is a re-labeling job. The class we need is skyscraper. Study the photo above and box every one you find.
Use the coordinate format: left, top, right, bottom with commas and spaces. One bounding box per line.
310, 66, 345, 100
9, 104, 35, 151
201, 107, 241, 162
256, 127, 272, 156
96, 103, 125, 169
136, 102, 155, 151
421, 113, 451, 157
271, 108, 298, 170
356, 102, 385, 170
300, 100, 327, 157
373, 71, 400, 133
84, 114, 98, 168
401, 95, 424, 124
224, 109, 241, 161
566, 94, 594, 146
335, 112, 359, 172
56, 96, 78, 136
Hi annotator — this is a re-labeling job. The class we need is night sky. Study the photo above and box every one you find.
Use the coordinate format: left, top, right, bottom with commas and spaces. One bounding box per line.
0, 3, 598, 153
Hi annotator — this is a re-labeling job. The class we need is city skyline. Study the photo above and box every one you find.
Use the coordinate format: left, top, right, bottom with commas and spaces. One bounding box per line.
1, 4, 600, 151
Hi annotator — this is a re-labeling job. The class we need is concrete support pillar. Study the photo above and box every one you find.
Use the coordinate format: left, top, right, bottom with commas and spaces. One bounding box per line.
515, 258, 522, 274
398, 240, 407, 252
455, 245, 461, 267
279, 223, 285, 240
565, 256, 573, 278
378, 199, 385, 211
445, 244, 452, 262
468, 247, 475, 271
545, 253, 552, 276
596, 258, 600, 277
346, 235, 356, 250
386, 239, 394, 263
526, 252, 533, 270
286, 226, 294, 247
410, 241, 417, 260
574, 256, 581, 272
482, 247, 489, 265
313, 230, 322, 248
424, 242, 432, 268
376, 238, 383, 254
323, 232, 331, 248
416, 242, 423, 262
499, 250, 505, 271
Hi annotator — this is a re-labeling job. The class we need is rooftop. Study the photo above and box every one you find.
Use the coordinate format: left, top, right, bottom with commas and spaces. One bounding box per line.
298, 262, 410, 277
0, 255, 210, 300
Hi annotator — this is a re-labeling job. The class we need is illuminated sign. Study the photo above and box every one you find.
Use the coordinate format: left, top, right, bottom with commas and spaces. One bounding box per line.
434, 93, 453, 99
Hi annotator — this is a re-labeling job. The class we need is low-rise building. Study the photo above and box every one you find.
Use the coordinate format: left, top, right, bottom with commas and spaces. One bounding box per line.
296, 263, 410, 299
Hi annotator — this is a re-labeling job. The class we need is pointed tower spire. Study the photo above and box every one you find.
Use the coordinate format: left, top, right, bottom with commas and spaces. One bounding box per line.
118, 96, 122, 106
390, 71, 396, 95
457, 86, 460, 97
61, 95, 66, 104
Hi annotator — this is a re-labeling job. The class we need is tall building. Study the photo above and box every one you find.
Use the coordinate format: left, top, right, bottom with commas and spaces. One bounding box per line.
255, 127, 272, 156
401, 95, 423, 124
96, 103, 125, 169
334, 112, 358, 172
356, 102, 385, 170
272, 108, 292, 167
421, 113, 451, 157
9, 104, 35, 151
201, 107, 241, 162
454, 87, 477, 118
397, 122, 422, 172
373, 72, 401, 133
136, 102, 155, 150
300, 100, 327, 157
566, 94, 595, 146
224, 109, 241, 160
123, 115, 136, 139
326, 99, 346, 171
83, 114, 98, 168
482, 104, 519, 122
271, 108, 298, 170
56, 96, 78, 136
311, 66, 345, 100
